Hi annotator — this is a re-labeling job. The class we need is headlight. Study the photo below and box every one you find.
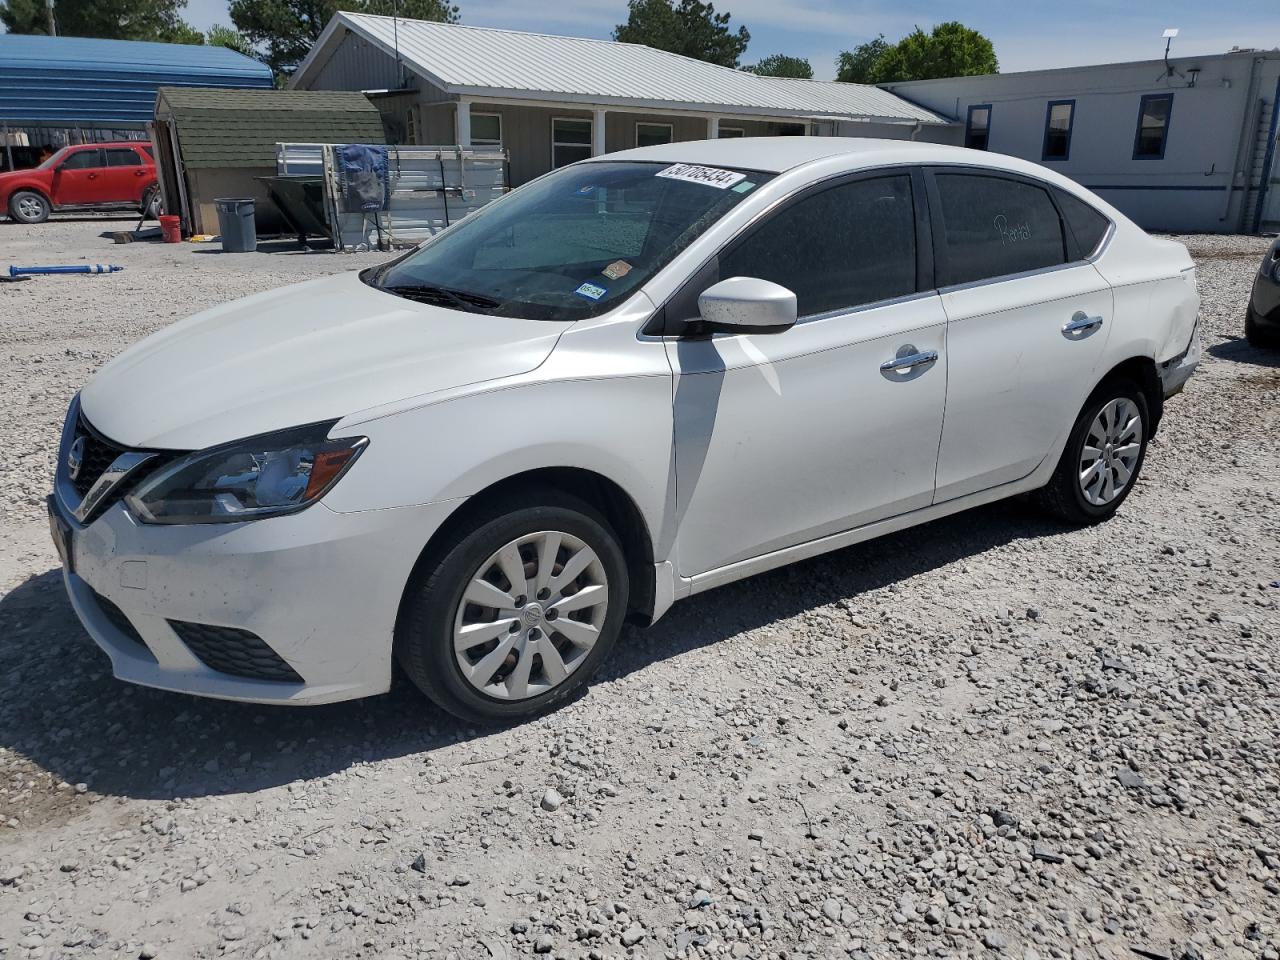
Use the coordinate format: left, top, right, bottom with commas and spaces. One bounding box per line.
126, 422, 367, 524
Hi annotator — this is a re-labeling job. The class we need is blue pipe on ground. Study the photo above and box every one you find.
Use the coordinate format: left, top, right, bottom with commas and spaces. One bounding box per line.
9, 264, 124, 276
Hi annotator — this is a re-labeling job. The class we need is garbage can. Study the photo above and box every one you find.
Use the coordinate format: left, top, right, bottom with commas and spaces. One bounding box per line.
214, 198, 257, 253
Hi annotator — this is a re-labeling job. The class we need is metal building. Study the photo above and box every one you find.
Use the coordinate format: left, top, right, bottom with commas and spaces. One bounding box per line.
0, 34, 272, 169
288, 13, 955, 187
883, 49, 1280, 234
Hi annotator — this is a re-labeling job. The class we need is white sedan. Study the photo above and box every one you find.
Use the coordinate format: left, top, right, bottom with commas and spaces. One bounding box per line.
50, 138, 1200, 722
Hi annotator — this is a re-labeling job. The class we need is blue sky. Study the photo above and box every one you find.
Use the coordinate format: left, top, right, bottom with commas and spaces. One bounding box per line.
186, 0, 1273, 79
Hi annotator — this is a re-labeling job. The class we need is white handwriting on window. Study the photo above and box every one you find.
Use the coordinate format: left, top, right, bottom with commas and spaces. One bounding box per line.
994, 214, 1032, 245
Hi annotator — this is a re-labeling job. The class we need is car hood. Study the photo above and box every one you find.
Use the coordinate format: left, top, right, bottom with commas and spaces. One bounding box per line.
79, 270, 567, 450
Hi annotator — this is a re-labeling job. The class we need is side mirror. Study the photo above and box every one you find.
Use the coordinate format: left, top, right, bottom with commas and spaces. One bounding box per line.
697, 277, 797, 335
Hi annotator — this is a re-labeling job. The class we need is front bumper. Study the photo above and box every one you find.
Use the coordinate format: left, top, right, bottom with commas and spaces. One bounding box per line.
1159, 316, 1201, 399
51, 494, 460, 705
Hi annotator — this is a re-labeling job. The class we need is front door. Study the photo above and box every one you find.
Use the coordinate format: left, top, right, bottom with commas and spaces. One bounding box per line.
928, 170, 1113, 501
52, 148, 105, 205
668, 171, 948, 577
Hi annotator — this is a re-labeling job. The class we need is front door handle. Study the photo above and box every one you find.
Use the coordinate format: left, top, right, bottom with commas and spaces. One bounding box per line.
880, 345, 938, 379
1062, 311, 1104, 339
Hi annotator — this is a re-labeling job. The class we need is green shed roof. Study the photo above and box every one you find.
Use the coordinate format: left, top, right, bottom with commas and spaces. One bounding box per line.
157, 86, 386, 168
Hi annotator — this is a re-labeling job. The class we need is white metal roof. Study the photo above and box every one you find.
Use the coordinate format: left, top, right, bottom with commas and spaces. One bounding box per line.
295, 13, 949, 125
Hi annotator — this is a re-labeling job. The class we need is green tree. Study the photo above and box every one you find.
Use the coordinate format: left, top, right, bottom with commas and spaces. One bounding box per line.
613, 0, 749, 69
744, 53, 812, 79
836, 22, 996, 84
834, 34, 888, 83
0, 0, 203, 43
229, 0, 459, 79
207, 23, 258, 56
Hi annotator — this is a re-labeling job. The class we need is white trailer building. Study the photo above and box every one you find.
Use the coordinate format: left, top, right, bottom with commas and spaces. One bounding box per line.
883, 48, 1280, 234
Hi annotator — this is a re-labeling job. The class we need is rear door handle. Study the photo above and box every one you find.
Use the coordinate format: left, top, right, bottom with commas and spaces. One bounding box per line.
880, 346, 938, 379
1062, 312, 1104, 339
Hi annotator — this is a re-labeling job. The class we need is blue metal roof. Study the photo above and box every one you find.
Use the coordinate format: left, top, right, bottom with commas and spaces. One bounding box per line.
0, 34, 273, 126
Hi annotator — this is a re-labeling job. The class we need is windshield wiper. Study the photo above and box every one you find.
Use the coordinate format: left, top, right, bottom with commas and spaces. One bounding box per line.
382, 283, 501, 313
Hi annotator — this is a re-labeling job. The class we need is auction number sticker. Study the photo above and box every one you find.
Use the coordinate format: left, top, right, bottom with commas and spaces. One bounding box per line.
655, 163, 747, 189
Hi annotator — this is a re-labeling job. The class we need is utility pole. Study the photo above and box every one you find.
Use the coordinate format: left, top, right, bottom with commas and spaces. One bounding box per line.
46, 0, 57, 36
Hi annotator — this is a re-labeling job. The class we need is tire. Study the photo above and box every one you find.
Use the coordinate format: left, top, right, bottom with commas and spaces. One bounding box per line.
1035, 378, 1149, 525
396, 490, 630, 723
141, 186, 162, 220
8, 190, 50, 224
1245, 308, 1279, 349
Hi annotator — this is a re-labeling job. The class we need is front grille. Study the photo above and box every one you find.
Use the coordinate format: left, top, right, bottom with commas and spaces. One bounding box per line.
169, 620, 304, 684
87, 589, 156, 661
70, 414, 128, 498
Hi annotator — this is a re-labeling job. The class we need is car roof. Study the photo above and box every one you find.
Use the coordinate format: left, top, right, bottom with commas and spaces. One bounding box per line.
595, 136, 1036, 176
67, 141, 148, 149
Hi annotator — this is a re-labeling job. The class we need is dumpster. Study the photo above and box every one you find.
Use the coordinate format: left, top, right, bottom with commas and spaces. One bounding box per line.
214, 198, 257, 253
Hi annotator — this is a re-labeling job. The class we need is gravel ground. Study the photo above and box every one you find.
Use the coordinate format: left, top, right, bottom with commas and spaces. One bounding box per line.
1, 219, 1277, 960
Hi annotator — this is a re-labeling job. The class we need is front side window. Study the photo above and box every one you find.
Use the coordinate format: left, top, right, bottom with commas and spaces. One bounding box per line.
552, 118, 592, 168
965, 105, 991, 150
720, 174, 917, 318
59, 149, 103, 170
934, 172, 1067, 286
371, 160, 772, 321
1134, 94, 1173, 159
636, 122, 673, 147
104, 147, 143, 167
1042, 100, 1074, 161
471, 113, 502, 145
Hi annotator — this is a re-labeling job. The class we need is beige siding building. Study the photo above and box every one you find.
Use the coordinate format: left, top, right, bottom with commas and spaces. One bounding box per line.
290, 14, 958, 187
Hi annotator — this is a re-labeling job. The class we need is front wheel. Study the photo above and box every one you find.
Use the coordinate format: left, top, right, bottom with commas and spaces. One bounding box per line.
396, 492, 629, 723
1036, 379, 1149, 525
8, 190, 50, 224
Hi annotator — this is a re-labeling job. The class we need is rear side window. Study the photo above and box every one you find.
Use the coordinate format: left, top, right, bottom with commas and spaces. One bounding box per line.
1055, 190, 1110, 259
60, 149, 102, 170
104, 148, 142, 167
720, 175, 917, 317
934, 173, 1067, 286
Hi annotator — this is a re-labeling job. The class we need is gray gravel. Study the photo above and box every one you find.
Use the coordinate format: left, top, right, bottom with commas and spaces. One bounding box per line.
1, 218, 1278, 959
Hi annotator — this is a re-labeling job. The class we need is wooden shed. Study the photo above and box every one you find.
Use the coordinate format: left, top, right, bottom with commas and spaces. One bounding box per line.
151, 87, 387, 235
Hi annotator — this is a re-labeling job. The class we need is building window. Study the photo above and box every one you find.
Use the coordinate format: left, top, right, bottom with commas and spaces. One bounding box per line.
1041, 100, 1074, 161
552, 118, 592, 168
636, 122, 673, 147
1133, 94, 1173, 159
776, 123, 807, 136
471, 113, 502, 145
965, 105, 991, 150
718, 126, 745, 138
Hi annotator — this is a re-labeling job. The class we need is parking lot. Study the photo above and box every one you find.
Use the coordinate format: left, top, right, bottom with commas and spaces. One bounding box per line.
1, 218, 1277, 959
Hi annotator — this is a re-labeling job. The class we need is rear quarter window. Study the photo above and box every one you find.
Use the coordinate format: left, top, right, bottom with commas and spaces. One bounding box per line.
935, 172, 1067, 286
1055, 190, 1110, 259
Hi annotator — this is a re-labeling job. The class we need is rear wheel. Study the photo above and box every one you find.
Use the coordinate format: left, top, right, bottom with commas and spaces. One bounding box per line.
1036, 379, 1149, 525
8, 190, 50, 224
396, 492, 629, 723
1246, 308, 1279, 349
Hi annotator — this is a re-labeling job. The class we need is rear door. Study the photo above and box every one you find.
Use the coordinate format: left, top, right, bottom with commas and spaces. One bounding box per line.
51, 148, 105, 205
928, 168, 1113, 502
668, 169, 949, 576
101, 146, 150, 202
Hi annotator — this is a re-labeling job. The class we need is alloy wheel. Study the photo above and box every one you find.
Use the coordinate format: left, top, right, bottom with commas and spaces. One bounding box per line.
17, 196, 46, 221
1078, 397, 1143, 506
452, 530, 609, 701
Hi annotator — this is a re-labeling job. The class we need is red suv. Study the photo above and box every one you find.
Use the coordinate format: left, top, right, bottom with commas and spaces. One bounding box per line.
0, 142, 160, 224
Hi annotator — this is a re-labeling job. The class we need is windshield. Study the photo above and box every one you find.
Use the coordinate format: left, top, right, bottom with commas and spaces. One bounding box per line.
368, 160, 772, 321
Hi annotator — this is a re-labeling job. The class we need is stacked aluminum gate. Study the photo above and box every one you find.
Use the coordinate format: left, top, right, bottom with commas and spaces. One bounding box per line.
275, 143, 508, 251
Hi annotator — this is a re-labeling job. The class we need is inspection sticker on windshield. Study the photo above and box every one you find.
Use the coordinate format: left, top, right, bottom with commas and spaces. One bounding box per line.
655, 163, 747, 189
602, 260, 633, 280
575, 282, 607, 301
